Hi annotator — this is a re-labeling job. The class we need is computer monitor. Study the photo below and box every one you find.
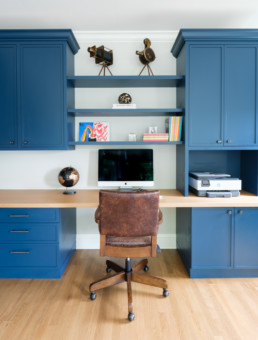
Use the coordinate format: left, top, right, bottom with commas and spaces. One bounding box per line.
98, 149, 154, 190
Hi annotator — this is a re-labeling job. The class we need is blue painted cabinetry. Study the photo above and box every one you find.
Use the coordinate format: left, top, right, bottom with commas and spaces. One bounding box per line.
0, 208, 76, 278
188, 44, 257, 148
177, 207, 258, 278
173, 30, 258, 197
20, 45, 64, 148
0, 30, 79, 150
234, 208, 258, 268
0, 45, 17, 148
173, 30, 258, 277
189, 46, 223, 147
224, 46, 257, 147
191, 208, 232, 269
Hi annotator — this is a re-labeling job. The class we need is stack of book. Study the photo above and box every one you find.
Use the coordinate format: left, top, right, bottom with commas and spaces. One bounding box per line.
143, 133, 169, 142
112, 103, 136, 109
167, 116, 183, 141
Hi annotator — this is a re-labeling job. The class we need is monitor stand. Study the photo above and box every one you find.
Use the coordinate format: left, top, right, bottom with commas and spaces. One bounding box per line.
119, 187, 134, 192
119, 187, 145, 192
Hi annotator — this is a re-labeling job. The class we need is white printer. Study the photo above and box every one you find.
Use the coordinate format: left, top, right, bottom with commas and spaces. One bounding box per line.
189, 172, 242, 197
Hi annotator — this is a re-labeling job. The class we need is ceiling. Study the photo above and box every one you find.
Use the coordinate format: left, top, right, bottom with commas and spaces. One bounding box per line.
0, 0, 257, 31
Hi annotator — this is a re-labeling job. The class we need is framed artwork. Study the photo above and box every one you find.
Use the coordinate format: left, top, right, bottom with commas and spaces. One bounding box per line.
79, 122, 94, 142
94, 122, 110, 141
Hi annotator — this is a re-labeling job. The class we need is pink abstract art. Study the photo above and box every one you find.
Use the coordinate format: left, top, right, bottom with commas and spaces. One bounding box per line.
94, 122, 110, 141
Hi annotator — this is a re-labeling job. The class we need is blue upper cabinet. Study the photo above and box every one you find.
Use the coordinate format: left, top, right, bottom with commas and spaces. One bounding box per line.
20, 44, 64, 149
172, 29, 258, 149
224, 46, 256, 147
189, 46, 223, 147
0, 30, 79, 150
0, 45, 18, 148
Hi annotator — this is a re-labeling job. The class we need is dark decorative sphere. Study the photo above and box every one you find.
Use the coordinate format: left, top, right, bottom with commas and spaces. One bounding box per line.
58, 167, 79, 188
118, 93, 132, 104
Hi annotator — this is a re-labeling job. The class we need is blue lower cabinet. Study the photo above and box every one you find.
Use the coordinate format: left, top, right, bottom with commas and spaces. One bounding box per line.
0, 208, 76, 278
192, 208, 232, 268
177, 207, 258, 278
234, 208, 258, 268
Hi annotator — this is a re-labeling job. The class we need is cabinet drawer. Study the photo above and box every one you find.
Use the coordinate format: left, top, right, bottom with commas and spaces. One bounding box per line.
0, 223, 57, 242
0, 243, 57, 267
0, 208, 59, 222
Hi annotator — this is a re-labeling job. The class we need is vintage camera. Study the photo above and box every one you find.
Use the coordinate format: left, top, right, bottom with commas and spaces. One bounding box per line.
136, 38, 155, 75
88, 45, 113, 75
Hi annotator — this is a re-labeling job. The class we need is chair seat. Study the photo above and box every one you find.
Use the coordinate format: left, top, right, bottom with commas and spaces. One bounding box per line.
106, 235, 152, 247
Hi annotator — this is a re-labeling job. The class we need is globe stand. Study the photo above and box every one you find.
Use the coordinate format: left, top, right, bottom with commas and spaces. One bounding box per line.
63, 188, 76, 195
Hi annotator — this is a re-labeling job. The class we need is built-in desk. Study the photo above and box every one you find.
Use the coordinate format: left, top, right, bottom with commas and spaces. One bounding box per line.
1, 189, 258, 279
1, 189, 258, 208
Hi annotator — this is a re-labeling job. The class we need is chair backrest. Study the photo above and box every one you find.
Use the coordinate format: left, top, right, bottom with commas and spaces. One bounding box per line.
99, 190, 160, 237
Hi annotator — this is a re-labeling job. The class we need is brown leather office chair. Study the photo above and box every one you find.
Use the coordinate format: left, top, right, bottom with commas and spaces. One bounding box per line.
89, 190, 168, 321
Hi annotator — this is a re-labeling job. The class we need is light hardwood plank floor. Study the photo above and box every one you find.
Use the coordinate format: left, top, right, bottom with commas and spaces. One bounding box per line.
0, 250, 258, 340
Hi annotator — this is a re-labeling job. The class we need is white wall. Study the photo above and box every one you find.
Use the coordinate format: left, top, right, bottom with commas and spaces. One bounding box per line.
0, 31, 179, 249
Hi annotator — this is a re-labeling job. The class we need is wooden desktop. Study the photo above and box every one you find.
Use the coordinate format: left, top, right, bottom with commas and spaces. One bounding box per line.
1, 189, 258, 208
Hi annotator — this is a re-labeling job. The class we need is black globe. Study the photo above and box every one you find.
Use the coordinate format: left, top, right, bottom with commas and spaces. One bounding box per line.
58, 167, 79, 193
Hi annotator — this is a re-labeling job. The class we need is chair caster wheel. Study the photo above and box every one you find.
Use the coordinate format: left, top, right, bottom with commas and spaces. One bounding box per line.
90, 292, 96, 300
143, 265, 149, 272
106, 266, 111, 273
163, 288, 169, 297
128, 312, 135, 321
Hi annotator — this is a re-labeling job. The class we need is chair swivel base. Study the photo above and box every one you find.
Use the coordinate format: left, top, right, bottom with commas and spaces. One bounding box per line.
89, 258, 168, 321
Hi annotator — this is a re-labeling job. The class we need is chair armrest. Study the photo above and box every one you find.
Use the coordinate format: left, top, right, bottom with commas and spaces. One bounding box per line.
95, 206, 100, 224
158, 209, 163, 225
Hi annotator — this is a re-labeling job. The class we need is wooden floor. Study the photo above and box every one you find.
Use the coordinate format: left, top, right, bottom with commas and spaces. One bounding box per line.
0, 250, 258, 340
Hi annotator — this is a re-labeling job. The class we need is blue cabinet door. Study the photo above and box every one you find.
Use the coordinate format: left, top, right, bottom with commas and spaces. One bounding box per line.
192, 208, 232, 268
234, 208, 258, 268
224, 46, 257, 146
0, 45, 18, 149
189, 46, 223, 147
20, 45, 65, 149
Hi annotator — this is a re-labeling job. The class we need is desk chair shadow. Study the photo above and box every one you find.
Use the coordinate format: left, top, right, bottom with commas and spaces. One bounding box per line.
89, 190, 169, 321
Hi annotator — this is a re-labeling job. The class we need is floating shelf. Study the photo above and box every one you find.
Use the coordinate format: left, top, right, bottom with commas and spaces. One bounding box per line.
68, 108, 184, 117
69, 141, 184, 146
67, 75, 185, 88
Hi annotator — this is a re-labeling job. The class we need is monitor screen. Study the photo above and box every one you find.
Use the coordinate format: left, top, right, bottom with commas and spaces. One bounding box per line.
98, 149, 154, 189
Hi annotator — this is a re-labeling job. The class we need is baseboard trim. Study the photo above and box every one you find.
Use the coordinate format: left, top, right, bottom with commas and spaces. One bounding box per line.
76, 234, 176, 249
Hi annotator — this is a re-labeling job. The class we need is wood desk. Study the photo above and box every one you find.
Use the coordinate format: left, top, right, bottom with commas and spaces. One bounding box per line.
1, 189, 258, 279
1, 189, 258, 208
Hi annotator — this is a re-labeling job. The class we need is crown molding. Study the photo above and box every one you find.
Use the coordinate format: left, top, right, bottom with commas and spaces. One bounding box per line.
0, 29, 80, 54
171, 29, 258, 57
73, 30, 179, 43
